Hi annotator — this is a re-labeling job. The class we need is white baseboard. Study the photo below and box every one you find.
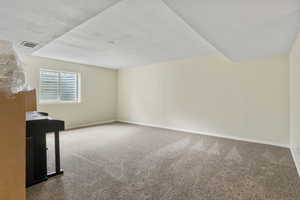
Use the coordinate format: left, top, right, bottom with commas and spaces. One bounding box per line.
118, 120, 289, 148
291, 148, 300, 177
67, 120, 116, 130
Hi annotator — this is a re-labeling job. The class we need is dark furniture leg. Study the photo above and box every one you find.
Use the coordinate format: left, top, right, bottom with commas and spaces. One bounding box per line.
48, 131, 64, 177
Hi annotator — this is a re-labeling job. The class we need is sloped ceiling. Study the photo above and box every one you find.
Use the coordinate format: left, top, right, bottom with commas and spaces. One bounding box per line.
1, 0, 300, 68
33, 0, 218, 68
163, 0, 300, 61
0, 0, 122, 55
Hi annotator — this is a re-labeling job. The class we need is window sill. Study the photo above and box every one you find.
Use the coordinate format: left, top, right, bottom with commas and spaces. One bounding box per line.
39, 101, 81, 105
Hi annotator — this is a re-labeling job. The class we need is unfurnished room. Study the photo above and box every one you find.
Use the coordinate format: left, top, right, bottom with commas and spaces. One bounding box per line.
1, 0, 300, 200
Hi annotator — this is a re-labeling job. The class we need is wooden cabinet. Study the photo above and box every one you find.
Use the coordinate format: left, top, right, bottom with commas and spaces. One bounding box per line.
0, 92, 29, 200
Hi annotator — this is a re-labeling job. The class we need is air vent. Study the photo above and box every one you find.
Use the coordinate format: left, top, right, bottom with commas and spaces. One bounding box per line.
20, 41, 38, 48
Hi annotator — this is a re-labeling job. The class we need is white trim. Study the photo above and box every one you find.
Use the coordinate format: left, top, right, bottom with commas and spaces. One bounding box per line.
67, 120, 116, 130
290, 148, 300, 177
39, 100, 81, 105
118, 120, 289, 148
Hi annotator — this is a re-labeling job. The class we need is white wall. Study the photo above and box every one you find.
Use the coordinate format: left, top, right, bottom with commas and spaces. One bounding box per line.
23, 56, 117, 129
290, 33, 300, 174
118, 54, 290, 147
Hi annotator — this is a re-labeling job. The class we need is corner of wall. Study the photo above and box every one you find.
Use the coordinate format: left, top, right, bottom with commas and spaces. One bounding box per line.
291, 147, 300, 176
289, 32, 300, 177
115, 69, 120, 121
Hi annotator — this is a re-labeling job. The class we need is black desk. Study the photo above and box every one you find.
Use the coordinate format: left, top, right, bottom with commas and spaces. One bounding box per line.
26, 112, 65, 187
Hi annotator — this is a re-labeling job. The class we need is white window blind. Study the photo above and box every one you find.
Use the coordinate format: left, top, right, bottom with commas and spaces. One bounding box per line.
39, 70, 80, 103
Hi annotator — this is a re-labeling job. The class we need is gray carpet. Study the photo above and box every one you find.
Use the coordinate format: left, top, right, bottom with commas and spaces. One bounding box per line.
27, 123, 300, 200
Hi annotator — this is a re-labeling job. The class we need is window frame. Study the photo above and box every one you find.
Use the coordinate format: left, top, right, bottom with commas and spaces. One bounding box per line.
39, 69, 81, 105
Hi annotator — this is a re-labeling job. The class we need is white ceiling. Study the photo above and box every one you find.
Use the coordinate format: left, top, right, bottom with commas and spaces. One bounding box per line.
163, 0, 300, 61
1, 0, 300, 68
33, 0, 218, 68
0, 0, 122, 55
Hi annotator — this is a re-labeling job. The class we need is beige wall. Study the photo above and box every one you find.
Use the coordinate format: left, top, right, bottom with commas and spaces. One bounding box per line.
23, 54, 290, 146
118, 54, 290, 147
23, 56, 117, 129
290, 33, 300, 174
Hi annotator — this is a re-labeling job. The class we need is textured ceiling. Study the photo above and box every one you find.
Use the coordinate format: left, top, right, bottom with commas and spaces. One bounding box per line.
1, 0, 300, 68
33, 0, 218, 68
0, 0, 122, 55
163, 0, 300, 61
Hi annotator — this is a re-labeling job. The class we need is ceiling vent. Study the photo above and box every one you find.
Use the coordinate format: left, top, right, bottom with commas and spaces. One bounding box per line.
20, 41, 39, 48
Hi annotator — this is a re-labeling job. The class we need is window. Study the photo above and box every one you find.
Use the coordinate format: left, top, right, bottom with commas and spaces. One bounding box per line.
39, 70, 80, 104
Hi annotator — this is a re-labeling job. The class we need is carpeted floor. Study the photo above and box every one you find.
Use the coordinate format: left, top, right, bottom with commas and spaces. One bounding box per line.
27, 123, 300, 200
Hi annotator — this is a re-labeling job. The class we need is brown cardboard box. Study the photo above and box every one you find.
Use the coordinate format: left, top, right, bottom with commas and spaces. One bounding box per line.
0, 92, 27, 200
22, 90, 37, 112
